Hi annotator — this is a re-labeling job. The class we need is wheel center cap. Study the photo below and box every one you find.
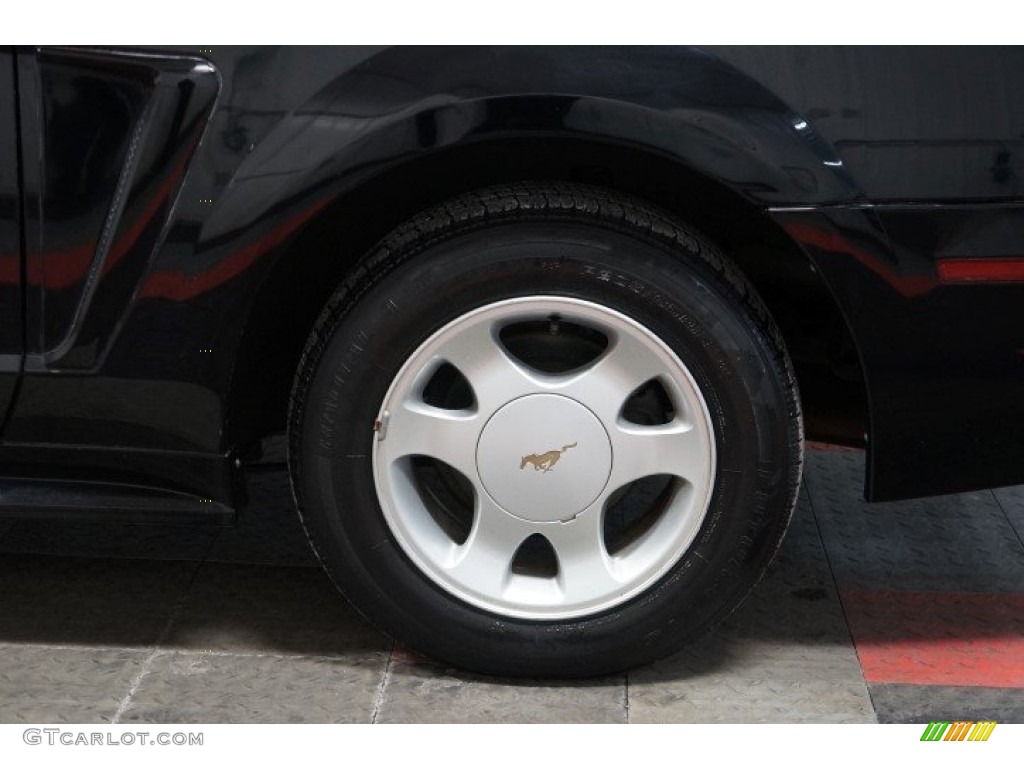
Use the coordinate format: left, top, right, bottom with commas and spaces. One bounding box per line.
476, 394, 612, 523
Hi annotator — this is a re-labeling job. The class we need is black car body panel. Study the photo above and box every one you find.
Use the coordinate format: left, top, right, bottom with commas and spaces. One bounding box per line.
1, 45, 1023, 514
0, 53, 22, 424
711, 45, 1024, 202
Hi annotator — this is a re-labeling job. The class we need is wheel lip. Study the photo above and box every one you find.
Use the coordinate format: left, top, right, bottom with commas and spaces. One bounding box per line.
371, 295, 717, 621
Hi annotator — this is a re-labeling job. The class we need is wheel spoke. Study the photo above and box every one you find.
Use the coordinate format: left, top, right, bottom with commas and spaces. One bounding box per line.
606, 422, 711, 493
556, 332, 669, 422
545, 509, 623, 606
446, 496, 533, 598
380, 403, 481, 480
437, 321, 540, 410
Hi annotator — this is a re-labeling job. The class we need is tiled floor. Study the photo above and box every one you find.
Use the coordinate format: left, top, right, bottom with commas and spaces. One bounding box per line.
0, 447, 1022, 723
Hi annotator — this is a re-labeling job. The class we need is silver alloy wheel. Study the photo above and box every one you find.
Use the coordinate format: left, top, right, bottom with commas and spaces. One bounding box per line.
371, 296, 716, 620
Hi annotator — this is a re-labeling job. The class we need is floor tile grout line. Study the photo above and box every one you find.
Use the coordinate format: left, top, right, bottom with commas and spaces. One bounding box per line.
801, 475, 879, 724
202, 524, 225, 565
991, 489, 1024, 554
624, 671, 630, 724
370, 640, 396, 725
111, 649, 161, 725
111, 554, 212, 724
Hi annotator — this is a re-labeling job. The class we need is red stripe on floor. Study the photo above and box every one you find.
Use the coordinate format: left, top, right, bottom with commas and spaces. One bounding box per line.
841, 590, 1024, 688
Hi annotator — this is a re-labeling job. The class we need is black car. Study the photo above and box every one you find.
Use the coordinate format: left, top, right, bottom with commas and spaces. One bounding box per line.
2, 46, 1022, 677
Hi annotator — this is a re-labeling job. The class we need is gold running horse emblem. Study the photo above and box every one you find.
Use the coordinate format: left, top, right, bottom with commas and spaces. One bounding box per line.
520, 443, 578, 473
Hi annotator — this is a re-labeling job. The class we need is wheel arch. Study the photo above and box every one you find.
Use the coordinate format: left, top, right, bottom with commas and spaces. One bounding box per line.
224, 134, 869, 456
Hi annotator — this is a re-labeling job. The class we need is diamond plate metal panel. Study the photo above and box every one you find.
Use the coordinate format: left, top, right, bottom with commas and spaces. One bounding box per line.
629, 488, 875, 723
870, 683, 1024, 724
376, 658, 627, 724
119, 650, 386, 724
993, 485, 1024, 550
160, 562, 388, 657
805, 449, 1024, 593
0, 646, 149, 723
0, 555, 197, 647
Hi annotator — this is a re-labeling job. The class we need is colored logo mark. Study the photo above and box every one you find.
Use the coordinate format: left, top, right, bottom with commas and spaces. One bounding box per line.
520, 442, 578, 473
920, 721, 996, 742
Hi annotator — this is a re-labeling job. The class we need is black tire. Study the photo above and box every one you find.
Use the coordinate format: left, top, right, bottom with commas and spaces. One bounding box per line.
289, 182, 802, 678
